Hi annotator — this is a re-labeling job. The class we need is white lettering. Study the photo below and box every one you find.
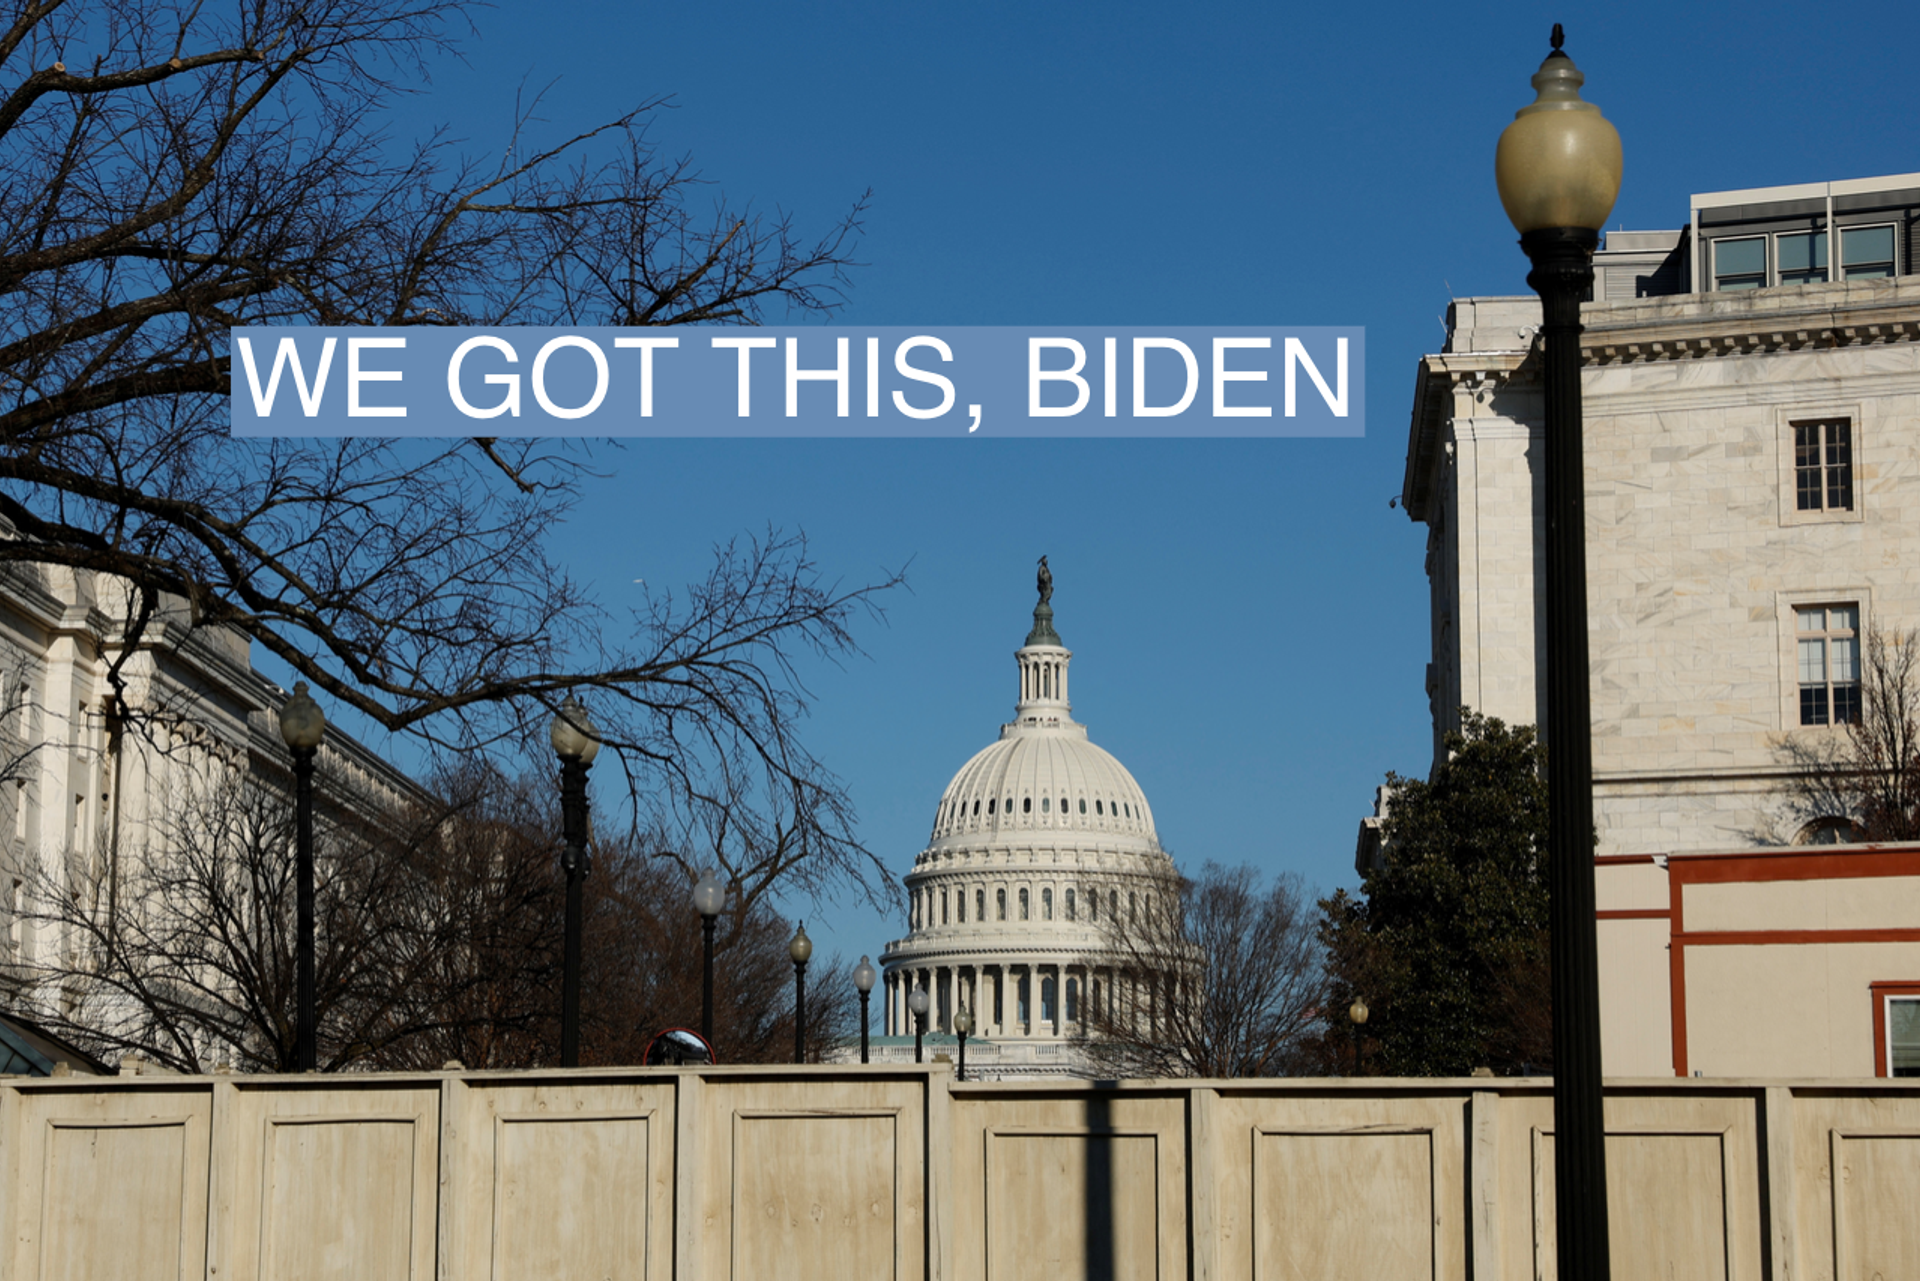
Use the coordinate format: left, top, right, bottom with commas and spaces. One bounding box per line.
786, 337, 850, 417
1133, 338, 1198, 417
347, 337, 405, 418
531, 336, 609, 420
1212, 337, 1272, 417
892, 336, 956, 420
612, 336, 679, 417
1103, 337, 1117, 417
1285, 336, 1348, 417
712, 337, 777, 416
1029, 339, 1089, 417
237, 336, 336, 417
447, 336, 520, 419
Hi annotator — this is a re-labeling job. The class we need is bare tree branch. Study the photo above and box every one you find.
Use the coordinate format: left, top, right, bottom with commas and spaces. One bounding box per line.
1, 0, 894, 912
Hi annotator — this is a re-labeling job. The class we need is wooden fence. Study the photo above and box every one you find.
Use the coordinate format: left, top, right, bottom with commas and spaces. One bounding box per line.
3, 1067, 1916, 1279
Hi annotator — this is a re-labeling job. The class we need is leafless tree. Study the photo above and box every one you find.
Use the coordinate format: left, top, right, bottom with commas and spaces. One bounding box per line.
11, 761, 561, 1072
1779, 627, 1920, 843
13, 756, 854, 1072
1, 0, 895, 909
577, 850, 853, 1066
1083, 862, 1322, 1079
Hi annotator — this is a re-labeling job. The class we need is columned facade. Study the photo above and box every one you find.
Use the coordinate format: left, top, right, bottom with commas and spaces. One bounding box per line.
877, 575, 1179, 1078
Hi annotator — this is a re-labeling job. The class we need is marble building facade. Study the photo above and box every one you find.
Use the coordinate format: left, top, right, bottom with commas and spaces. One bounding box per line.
1396, 172, 1920, 1078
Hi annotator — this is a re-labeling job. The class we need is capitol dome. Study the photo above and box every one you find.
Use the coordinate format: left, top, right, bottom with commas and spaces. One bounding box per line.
878, 565, 1178, 1076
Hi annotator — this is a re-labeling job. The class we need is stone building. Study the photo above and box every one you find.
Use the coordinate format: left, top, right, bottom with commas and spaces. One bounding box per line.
0, 538, 417, 1045
1395, 171, 1920, 1079
876, 577, 1180, 1078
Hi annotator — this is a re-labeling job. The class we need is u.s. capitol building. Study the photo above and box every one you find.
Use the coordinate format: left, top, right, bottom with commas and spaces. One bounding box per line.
876, 566, 1179, 1077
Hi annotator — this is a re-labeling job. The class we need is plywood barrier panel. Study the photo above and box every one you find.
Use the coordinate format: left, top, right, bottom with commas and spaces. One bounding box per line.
1254, 1129, 1434, 1281
949, 1089, 1188, 1281
1789, 1092, 1920, 1281
986, 1132, 1158, 1281
690, 1075, 926, 1281
1206, 1093, 1466, 1281
210, 1084, 438, 1281
10, 1087, 213, 1281
732, 1112, 898, 1281
1828, 1130, 1920, 1281
1529, 1129, 1731, 1281
265, 1117, 418, 1280
497, 1116, 650, 1278
447, 1080, 675, 1281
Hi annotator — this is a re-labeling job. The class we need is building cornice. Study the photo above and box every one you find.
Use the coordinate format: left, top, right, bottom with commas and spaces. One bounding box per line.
1403, 280, 1920, 523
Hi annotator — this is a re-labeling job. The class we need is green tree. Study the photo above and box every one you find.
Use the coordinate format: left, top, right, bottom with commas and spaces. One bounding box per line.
1319, 712, 1551, 1077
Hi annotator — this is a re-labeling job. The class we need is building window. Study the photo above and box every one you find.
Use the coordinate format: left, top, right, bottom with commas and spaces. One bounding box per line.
1712, 236, 1766, 290
1713, 224, 1899, 291
997, 888, 1007, 921
1041, 976, 1056, 1024
1891, 999, 1918, 1076
1876, 987, 1920, 1077
1042, 888, 1053, 921
956, 889, 965, 923
1019, 888, 1030, 921
1088, 887, 1099, 922
1842, 225, 1897, 278
1797, 817, 1866, 845
941, 890, 948, 924
976, 889, 985, 922
1798, 605, 1861, 726
1066, 977, 1080, 1023
1794, 420, 1852, 512
1776, 230, 1827, 286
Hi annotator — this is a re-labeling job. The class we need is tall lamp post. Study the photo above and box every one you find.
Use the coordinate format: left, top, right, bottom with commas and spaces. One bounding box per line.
550, 695, 600, 1068
276, 682, 325, 1072
789, 923, 812, 1064
953, 1005, 972, 1081
1348, 997, 1369, 1076
908, 987, 930, 1064
692, 869, 725, 1043
853, 956, 877, 1064
1495, 25, 1622, 1281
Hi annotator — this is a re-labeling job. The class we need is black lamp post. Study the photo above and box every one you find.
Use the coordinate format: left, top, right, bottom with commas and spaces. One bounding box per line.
550, 695, 600, 1068
908, 987, 930, 1064
953, 1005, 972, 1081
789, 923, 812, 1063
853, 956, 877, 1064
1495, 26, 1622, 1281
276, 682, 325, 1072
692, 869, 725, 1043
1348, 996, 1369, 1076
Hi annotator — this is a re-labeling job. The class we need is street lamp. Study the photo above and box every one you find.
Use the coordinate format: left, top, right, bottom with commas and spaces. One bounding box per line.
276, 681, 325, 1072
1348, 996, 1369, 1076
550, 695, 600, 1068
953, 1005, 972, 1082
853, 956, 877, 1064
908, 987, 930, 1064
789, 923, 812, 1064
692, 869, 725, 1043
1495, 26, 1621, 1281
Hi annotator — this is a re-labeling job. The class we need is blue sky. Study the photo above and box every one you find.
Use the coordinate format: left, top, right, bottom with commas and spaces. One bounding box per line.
334, 0, 1918, 965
